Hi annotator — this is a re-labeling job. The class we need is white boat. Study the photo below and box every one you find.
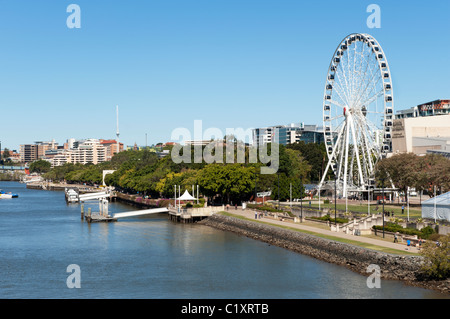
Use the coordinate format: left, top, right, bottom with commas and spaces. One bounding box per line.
0, 190, 19, 199
65, 188, 79, 203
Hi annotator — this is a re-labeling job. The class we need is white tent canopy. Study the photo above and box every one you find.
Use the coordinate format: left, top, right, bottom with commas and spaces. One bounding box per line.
422, 191, 450, 222
177, 190, 197, 201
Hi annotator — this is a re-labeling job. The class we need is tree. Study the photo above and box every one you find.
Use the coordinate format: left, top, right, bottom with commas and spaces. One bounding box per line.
421, 153, 450, 194
376, 153, 450, 199
271, 173, 305, 201
267, 145, 309, 201
43, 163, 80, 182
2, 148, 10, 160
197, 164, 255, 204
286, 142, 328, 182
29, 159, 51, 174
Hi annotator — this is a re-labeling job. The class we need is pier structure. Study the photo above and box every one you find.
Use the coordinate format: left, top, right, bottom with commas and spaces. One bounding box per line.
168, 205, 224, 223
82, 198, 117, 223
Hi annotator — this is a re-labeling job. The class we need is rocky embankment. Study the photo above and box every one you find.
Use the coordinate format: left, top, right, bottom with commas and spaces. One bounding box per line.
200, 214, 449, 295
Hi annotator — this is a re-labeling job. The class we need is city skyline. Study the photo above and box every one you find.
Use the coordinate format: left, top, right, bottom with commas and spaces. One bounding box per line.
1, 0, 449, 151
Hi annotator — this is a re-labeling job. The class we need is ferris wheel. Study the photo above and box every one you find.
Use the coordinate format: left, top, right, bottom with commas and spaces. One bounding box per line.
319, 33, 394, 198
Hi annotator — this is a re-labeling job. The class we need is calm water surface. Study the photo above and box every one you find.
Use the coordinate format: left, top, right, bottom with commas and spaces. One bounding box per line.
0, 182, 447, 299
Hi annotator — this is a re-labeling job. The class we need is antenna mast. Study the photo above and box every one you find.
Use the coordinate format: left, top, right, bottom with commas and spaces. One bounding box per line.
116, 105, 120, 154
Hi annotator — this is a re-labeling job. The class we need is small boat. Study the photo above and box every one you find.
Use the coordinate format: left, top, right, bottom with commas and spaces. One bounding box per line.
65, 188, 79, 203
0, 190, 19, 199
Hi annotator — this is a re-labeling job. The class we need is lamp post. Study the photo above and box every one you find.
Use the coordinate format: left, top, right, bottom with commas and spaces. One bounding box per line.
318, 184, 321, 211
334, 174, 337, 226
277, 172, 280, 210
290, 183, 292, 211
382, 178, 385, 238
254, 171, 257, 204
300, 178, 303, 222
174, 185, 177, 210
434, 185, 437, 223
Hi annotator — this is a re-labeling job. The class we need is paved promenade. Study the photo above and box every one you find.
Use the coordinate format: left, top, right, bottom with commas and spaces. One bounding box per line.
223, 207, 421, 254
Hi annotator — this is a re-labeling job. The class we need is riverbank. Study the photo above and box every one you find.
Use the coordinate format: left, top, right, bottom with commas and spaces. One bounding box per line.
199, 213, 449, 295
19, 181, 450, 295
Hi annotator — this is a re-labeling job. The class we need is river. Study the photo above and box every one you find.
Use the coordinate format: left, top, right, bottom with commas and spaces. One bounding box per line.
0, 181, 447, 299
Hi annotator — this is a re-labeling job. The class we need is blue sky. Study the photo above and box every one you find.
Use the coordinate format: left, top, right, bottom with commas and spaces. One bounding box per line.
0, 0, 449, 151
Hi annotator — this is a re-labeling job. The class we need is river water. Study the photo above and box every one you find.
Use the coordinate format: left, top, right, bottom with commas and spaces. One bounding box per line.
0, 181, 447, 299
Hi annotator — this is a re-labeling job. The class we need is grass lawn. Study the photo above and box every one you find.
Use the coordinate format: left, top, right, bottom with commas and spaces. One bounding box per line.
308, 201, 422, 219
218, 211, 418, 256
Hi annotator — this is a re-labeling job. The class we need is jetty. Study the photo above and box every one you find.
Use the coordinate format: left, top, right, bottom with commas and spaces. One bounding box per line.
168, 205, 224, 223
81, 198, 117, 223
78, 188, 224, 223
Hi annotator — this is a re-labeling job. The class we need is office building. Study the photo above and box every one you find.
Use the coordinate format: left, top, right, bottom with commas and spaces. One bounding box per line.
392, 99, 450, 156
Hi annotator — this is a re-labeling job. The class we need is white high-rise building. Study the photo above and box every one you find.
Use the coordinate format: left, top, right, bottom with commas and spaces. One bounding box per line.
70, 139, 106, 165
48, 139, 107, 167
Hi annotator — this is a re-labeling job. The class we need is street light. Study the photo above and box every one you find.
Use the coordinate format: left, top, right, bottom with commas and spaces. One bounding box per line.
334, 174, 337, 226
254, 171, 257, 204
382, 178, 385, 238
300, 177, 303, 222
277, 172, 280, 210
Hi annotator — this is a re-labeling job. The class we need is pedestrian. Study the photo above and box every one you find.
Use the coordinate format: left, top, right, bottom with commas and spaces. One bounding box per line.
401, 205, 404, 214
394, 233, 398, 243
407, 239, 410, 249
235, 204, 237, 210
226, 204, 229, 211
255, 211, 258, 219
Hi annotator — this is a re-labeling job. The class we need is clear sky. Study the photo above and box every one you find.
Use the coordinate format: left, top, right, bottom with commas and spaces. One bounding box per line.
0, 0, 449, 151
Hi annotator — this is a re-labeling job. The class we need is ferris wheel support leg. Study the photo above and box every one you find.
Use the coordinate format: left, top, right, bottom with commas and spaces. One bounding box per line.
349, 116, 365, 186
342, 116, 351, 198
318, 124, 346, 189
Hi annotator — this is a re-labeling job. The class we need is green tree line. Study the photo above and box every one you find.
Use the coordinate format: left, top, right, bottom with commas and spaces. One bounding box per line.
375, 152, 450, 199
38, 143, 330, 204
35, 145, 450, 204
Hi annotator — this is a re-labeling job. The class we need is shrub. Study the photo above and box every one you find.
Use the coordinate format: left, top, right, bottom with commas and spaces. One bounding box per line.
246, 203, 284, 213
310, 214, 349, 224
372, 223, 436, 239
420, 235, 450, 280
420, 226, 436, 238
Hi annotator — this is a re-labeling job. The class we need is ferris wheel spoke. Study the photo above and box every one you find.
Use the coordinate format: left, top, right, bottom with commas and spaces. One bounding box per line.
335, 69, 351, 105
332, 81, 350, 107
353, 52, 380, 106
354, 62, 382, 107
329, 99, 346, 109
329, 114, 344, 122
358, 88, 384, 109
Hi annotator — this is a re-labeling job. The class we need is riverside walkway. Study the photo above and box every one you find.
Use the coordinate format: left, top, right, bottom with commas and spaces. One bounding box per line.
223, 207, 421, 254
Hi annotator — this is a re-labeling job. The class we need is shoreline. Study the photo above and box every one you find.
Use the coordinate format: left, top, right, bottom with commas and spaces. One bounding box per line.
199, 213, 450, 295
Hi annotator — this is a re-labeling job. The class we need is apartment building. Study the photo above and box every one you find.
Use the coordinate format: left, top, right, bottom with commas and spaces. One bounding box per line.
252, 123, 324, 146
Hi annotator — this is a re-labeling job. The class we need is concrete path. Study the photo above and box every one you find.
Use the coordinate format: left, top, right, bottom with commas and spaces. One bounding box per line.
222, 207, 421, 254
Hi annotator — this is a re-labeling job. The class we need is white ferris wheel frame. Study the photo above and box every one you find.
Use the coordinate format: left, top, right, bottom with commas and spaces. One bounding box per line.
319, 33, 394, 198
